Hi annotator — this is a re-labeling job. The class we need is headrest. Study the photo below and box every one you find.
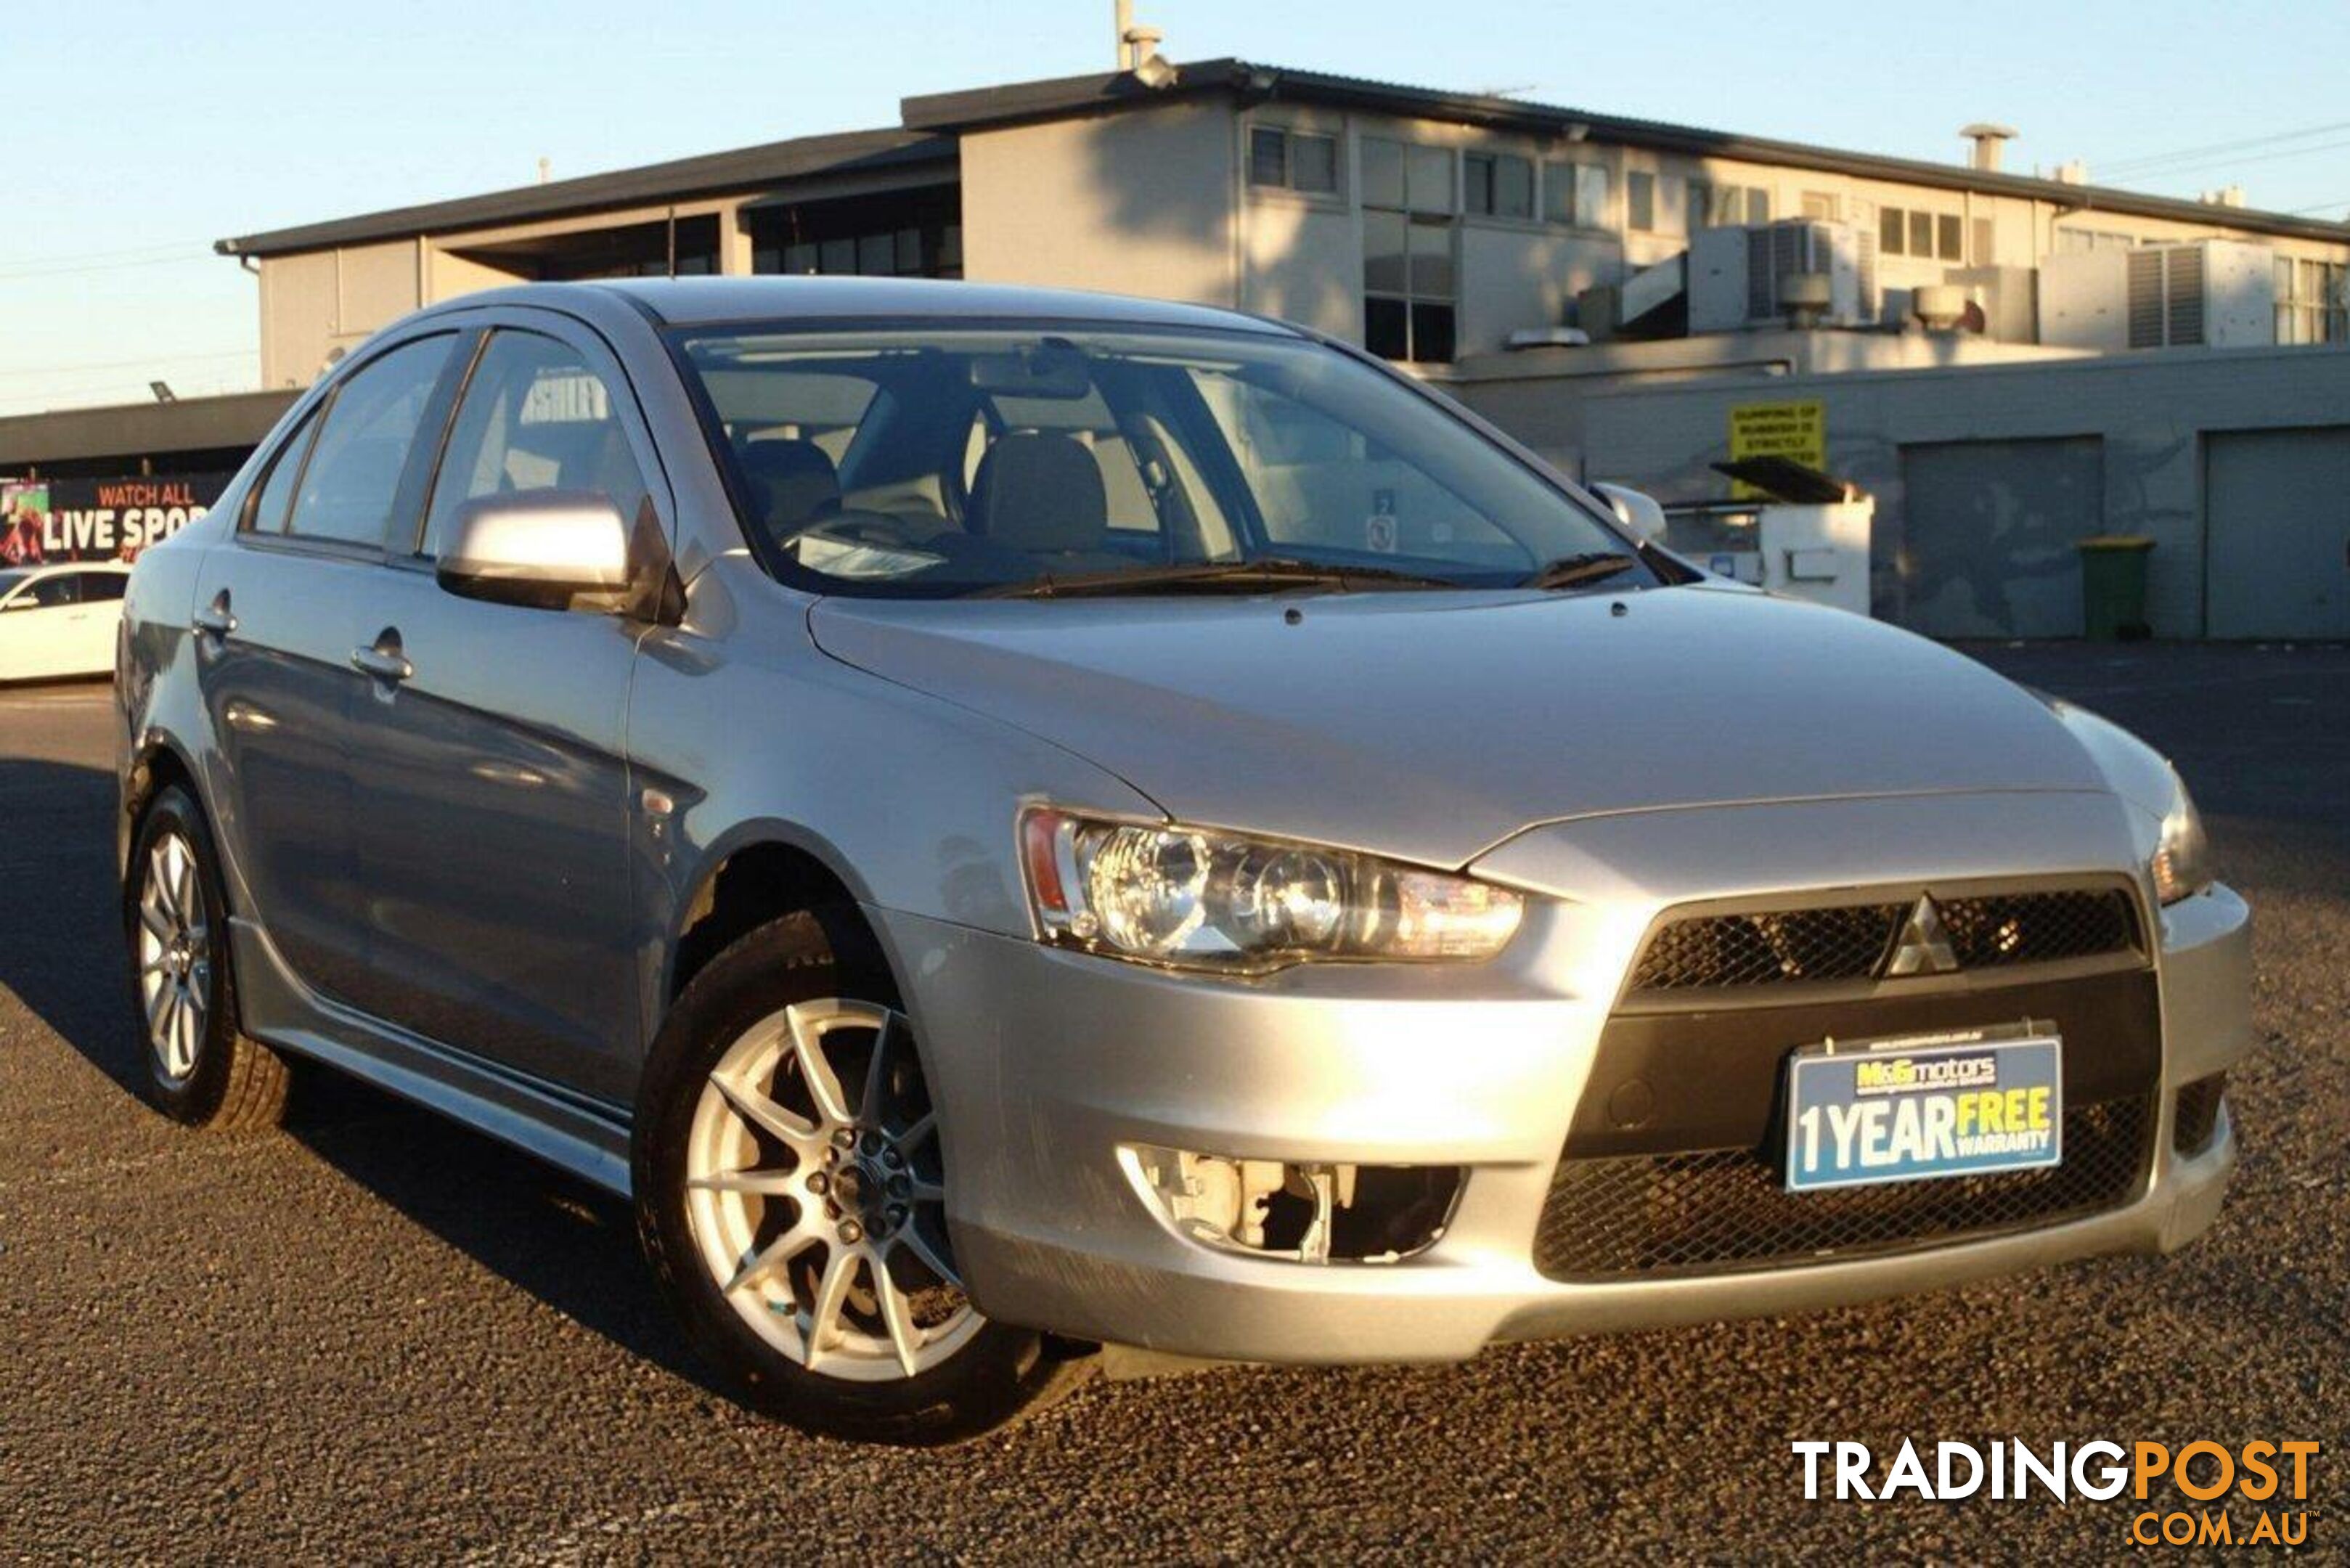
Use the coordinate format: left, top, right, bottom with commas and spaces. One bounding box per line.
966, 433, 1107, 555
737, 438, 841, 541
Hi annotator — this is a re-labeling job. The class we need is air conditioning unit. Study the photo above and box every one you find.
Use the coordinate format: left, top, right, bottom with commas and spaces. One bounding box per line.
2038, 239, 2276, 351
1689, 221, 1880, 333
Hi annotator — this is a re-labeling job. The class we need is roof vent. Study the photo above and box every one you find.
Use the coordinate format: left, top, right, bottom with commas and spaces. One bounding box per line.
1959, 123, 2018, 172
2052, 159, 2090, 185
1112, 1, 1175, 86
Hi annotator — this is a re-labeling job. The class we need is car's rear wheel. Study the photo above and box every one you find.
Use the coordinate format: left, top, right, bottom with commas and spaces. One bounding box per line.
635, 909, 1087, 1444
124, 785, 289, 1130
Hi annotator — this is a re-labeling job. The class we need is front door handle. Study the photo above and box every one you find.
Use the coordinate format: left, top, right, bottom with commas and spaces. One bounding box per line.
350, 640, 413, 685
192, 592, 237, 640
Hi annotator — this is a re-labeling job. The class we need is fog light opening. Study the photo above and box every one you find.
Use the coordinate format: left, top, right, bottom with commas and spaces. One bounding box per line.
1131, 1146, 1460, 1263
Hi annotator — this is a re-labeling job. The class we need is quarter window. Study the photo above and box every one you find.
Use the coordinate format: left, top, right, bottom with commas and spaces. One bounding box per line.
419, 332, 652, 559
284, 335, 456, 547
1361, 138, 1458, 364
245, 407, 321, 534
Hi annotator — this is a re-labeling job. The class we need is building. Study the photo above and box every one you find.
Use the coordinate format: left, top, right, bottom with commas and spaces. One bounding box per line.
215, 57, 2350, 385
12, 48, 2349, 629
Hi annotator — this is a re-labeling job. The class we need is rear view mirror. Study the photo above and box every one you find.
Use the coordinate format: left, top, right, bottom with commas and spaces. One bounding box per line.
968, 343, 1093, 400
1588, 481, 1670, 544
437, 490, 633, 613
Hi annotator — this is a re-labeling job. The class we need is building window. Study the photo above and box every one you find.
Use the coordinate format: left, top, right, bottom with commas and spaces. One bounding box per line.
750, 186, 962, 279
1361, 136, 1456, 363
1248, 126, 1340, 195
2055, 226, 2136, 255
2277, 256, 2349, 344
1624, 173, 1684, 234
1464, 151, 1534, 219
1878, 205, 1965, 260
1689, 181, 1770, 229
1543, 161, 1609, 229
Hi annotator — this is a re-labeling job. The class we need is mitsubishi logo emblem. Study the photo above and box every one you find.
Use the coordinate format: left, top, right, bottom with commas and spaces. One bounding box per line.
1886, 894, 1960, 976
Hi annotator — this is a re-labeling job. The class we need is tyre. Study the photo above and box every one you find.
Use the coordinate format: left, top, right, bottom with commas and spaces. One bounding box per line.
634, 907, 1087, 1445
123, 784, 289, 1130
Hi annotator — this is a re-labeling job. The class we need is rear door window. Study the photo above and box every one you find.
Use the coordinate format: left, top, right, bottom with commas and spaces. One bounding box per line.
75, 571, 128, 603
24, 573, 78, 608
284, 335, 455, 548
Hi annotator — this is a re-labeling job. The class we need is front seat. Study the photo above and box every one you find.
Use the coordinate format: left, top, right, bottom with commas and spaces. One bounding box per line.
965, 432, 1119, 562
736, 439, 841, 547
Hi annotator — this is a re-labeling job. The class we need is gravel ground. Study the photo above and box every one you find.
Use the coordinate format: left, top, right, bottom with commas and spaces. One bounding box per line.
1, 643, 2343, 1562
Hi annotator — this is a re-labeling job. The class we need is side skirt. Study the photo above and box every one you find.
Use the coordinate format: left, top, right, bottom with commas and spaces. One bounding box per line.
227, 915, 635, 1198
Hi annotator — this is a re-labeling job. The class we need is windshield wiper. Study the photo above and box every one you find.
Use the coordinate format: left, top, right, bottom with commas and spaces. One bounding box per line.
982, 557, 1462, 599
1522, 551, 1640, 591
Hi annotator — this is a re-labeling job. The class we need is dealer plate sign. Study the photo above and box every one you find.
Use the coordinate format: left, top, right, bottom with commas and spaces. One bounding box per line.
1784, 1027, 2062, 1193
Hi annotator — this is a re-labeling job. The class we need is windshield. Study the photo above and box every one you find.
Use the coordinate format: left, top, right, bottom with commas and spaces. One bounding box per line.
672, 323, 1657, 599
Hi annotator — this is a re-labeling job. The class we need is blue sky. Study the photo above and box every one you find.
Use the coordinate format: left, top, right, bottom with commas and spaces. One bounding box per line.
6, 0, 2346, 415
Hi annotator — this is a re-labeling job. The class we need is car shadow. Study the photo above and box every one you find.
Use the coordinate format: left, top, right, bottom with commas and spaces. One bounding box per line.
0, 754, 716, 1391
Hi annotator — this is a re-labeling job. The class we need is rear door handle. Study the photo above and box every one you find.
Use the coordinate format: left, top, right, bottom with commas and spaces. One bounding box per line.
350, 645, 413, 684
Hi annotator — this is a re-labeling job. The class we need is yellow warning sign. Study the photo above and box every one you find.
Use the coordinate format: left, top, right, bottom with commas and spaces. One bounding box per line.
1727, 401, 1826, 498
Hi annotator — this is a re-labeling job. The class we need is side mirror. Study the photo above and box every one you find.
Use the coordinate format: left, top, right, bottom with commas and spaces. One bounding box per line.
437, 490, 634, 613
1588, 481, 1670, 544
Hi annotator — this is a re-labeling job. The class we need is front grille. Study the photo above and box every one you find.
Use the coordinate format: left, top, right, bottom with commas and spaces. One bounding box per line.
1626, 888, 2141, 993
1533, 1095, 2153, 1279
2173, 1074, 2227, 1156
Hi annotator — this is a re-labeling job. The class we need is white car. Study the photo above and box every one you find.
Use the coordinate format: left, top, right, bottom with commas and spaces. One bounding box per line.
0, 562, 130, 681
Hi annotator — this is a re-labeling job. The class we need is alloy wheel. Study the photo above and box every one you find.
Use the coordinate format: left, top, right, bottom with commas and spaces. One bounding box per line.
683, 998, 979, 1381
135, 830, 211, 1083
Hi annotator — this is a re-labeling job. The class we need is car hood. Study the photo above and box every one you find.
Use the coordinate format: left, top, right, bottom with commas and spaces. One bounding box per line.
808, 585, 2112, 868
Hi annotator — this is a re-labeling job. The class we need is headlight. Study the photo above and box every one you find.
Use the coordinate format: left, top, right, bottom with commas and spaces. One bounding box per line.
1019, 808, 1525, 972
2151, 770, 2213, 905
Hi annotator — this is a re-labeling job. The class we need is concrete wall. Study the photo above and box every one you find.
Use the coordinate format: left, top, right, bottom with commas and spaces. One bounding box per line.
1453, 340, 2350, 637
960, 102, 1241, 306
256, 240, 423, 390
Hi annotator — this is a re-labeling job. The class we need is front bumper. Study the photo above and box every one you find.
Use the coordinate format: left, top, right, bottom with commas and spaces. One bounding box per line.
874, 812, 2253, 1365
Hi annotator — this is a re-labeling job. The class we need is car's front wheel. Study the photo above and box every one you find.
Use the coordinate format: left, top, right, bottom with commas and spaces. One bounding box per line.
634, 909, 1086, 1444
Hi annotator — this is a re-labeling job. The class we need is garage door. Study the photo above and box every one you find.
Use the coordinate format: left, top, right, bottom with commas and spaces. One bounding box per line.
2206, 428, 2350, 640
1898, 438, 2105, 638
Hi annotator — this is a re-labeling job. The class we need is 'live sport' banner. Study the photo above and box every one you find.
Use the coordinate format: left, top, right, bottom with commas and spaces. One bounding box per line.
1, 473, 231, 565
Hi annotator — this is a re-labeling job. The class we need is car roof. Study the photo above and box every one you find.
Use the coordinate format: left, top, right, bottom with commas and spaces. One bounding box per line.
442, 275, 1307, 337
8, 561, 127, 576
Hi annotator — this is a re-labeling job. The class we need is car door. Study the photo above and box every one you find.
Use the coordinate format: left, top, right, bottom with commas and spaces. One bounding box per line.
69, 570, 128, 676
193, 330, 463, 1004
337, 318, 653, 1105
0, 571, 80, 679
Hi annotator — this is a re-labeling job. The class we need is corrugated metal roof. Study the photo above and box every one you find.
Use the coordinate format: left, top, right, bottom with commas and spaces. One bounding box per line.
214, 60, 2350, 261
905, 59, 2350, 247
0, 388, 299, 468
216, 128, 956, 258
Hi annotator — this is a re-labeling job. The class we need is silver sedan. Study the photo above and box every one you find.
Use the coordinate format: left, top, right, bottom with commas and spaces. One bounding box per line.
115, 277, 2251, 1444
